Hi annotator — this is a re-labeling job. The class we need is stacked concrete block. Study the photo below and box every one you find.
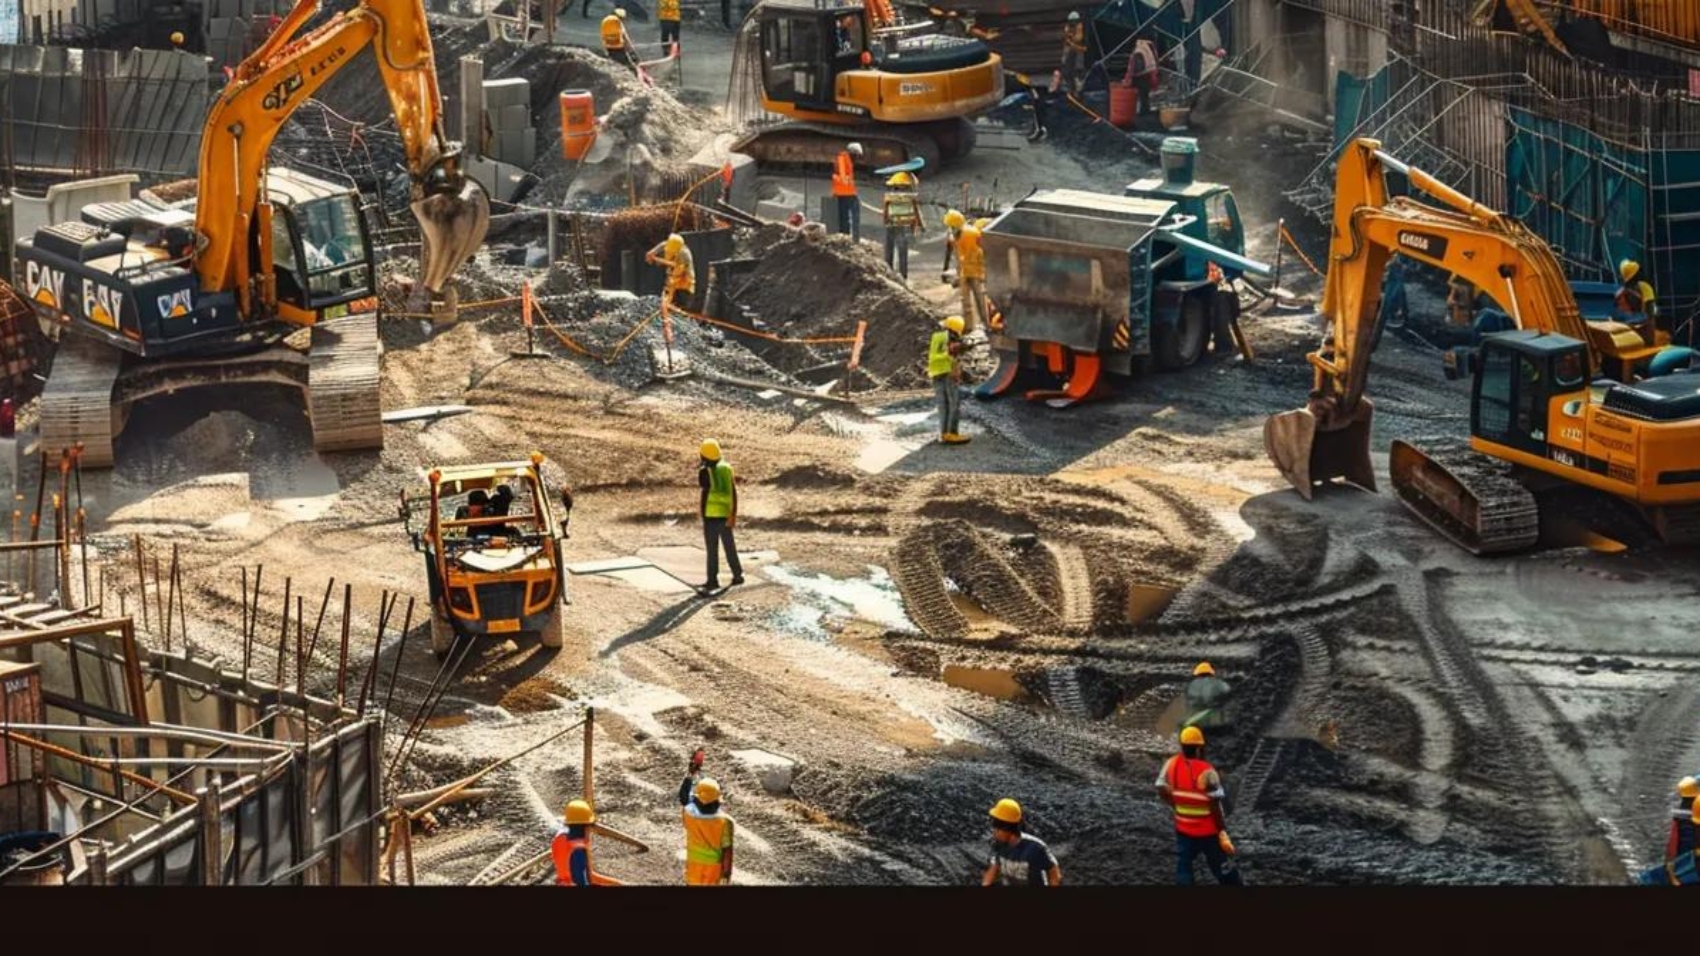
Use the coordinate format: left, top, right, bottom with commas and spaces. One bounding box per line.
482, 77, 535, 169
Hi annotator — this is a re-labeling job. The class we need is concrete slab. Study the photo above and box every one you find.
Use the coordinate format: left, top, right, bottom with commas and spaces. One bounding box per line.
636, 546, 775, 584
601, 565, 696, 594
728, 748, 800, 795
566, 556, 653, 574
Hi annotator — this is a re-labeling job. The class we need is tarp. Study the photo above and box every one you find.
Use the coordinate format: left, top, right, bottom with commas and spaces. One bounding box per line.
1333, 66, 1391, 154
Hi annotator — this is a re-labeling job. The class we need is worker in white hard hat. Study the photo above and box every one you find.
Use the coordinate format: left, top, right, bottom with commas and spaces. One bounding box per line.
832, 142, 865, 240
1060, 10, 1087, 95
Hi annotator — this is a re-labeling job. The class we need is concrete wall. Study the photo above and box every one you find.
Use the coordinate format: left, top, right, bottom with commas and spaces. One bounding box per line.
0, 44, 208, 178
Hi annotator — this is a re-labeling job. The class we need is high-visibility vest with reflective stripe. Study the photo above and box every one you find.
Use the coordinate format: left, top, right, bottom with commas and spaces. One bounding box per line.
601, 15, 626, 48
705, 460, 734, 518
659, 0, 680, 20
552, 830, 588, 885
832, 151, 857, 197
684, 810, 733, 864
1165, 755, 1220, 837
928, 330, 955, 378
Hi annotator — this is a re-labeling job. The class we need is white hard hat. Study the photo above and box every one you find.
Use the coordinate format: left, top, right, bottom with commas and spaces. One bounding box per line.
847, 142, 864, 155
615, 6, 626, 15
1068, 10, 1080, 19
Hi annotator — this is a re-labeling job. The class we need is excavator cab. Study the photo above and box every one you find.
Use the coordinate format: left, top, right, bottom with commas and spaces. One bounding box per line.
758, 3, 862, 113
263, 168, 377, 322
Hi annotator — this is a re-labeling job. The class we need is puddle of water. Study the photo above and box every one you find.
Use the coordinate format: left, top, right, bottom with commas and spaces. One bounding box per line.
762, 563, 917, 639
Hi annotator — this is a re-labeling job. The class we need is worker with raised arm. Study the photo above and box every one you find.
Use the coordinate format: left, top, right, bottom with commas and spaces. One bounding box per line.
929, 316, 969, 445
678, 749, 735, 885
1059, 11, 1086, 95
1156, 726, 1244, 886
1615, 258, 1659, 327
832, 142, 864, 240
646, 232, 696, 312
881, 171, 924, 279
601, 8, 636, 71
1182, 661, 1232, 733
552, 800, 624, 886
983, 798, 1061, 886
697, 438, 743, 595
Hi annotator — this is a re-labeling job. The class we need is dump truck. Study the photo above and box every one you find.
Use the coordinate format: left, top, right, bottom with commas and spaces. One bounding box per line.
400, 455, 573, 657
976, 137, 1271, 407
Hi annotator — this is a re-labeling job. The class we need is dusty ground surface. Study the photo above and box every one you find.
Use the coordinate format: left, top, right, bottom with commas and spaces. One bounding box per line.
25, 11, 1700, 886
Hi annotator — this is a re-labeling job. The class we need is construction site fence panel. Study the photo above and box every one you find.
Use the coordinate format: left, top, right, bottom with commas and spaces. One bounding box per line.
1506, 107, 1649, 288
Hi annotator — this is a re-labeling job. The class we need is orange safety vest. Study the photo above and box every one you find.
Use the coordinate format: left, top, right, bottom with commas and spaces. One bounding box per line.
1164, 754, 1221, 838
601, 15, 626, 49
832, 150, 857, 197
683, 807, 734, 885
552, 830, 589, 886
658, 0, 680, 20
957, 235, 985, 280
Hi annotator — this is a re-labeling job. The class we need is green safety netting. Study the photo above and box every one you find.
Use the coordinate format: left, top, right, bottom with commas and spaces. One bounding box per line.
1092, 0, 1230, 39
1506, 107, 1649, 290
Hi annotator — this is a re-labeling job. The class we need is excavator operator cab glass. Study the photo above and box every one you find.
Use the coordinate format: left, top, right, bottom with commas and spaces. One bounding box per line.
761, 13, 827, 105
1203, 190, 1242, 253
1554, 348, 1586, 389
298, 194, 373, 301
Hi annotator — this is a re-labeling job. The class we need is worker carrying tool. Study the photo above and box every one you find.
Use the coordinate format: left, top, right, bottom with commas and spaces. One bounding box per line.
1669, 777, 1699, 862
646, 232, 696, 312
930, 316, 970, 445
1182, 661, 1232, 732
697, 439, 743, 595
658, 0, 681, 48
552, 800, 624, 886
678, 749, 735, 885
1059, 11, 1087, 95
982, 798, 1062, 886
832, 143, 864, 240
941, 211, 988, 333
881, 171, 924, 280
1616, 258, 1659, 326
1156, 726, 1244, 886
601, 9, 636, 70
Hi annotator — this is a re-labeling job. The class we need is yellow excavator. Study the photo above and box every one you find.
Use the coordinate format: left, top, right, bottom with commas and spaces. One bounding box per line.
1265, 138, 1700, 553
14, 0, 490, 466
730, 0, 1004, 168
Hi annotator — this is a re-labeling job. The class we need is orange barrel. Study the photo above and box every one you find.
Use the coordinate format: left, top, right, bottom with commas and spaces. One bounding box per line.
559, 90, 597, 160
1107, 82, 1138, 129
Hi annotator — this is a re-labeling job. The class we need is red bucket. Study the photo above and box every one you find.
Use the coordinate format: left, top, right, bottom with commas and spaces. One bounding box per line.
1108, 83, 1138, 129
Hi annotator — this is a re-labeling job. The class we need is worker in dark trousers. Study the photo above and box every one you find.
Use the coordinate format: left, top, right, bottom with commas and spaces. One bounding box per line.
881, 171, 924, 279
1059, 11, 1086, 95
552, 800, 624, 886
697, 439, 743, 595
1156, 726, 1244, 886
983, 799, 1062, 886
658, 0, 680, 48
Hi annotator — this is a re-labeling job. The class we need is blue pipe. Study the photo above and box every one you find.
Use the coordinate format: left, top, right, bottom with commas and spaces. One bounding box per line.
1650, 346, 1696, 377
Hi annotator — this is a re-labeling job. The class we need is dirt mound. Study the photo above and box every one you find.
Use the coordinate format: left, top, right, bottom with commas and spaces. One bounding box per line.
733, 231, 945, 389
765, 464, 859, 489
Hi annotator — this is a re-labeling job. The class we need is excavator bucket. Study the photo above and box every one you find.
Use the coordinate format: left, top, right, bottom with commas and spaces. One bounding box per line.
1264, 399, 1376, 500
413, 171, 492, 295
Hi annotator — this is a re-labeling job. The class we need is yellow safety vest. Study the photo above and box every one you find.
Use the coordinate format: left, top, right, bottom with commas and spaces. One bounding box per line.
705, 460, 734, 518
659, 0, 680, 21
928, 330, 955, 378
958, 237, 985, 279
601, 15, 625, 48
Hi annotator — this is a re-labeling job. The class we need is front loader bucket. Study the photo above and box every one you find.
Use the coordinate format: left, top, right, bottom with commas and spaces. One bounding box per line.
414, 171, 492, 295
1264, 399, 1376, 499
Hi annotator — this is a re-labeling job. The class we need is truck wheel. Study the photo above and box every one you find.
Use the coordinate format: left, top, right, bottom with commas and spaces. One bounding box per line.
538, 603, 566, 650
1154, 296, 1208, 370
430, 615, 456, 659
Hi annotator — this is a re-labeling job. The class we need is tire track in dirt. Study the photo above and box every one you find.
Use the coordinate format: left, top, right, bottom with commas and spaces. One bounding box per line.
1043, 540, 1096, 632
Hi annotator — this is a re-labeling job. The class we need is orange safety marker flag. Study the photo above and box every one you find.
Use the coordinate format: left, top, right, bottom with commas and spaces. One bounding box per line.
847, 319, 867, 371
522, 280, 534, 328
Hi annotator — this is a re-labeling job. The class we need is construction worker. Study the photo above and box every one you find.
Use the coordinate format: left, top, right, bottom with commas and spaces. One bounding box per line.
697, 439, 743, 594
832, 142, 864, 240
1059, 11, 1086, 95
1616, 258, 1658, 326
929, 316, 969, 445
982, 799, 1062, 886
1669, 777, 1699, 862
1127, 35, 1159, 115
1156, 726, 1244, 886
953, 224, 988, 333
552, 800, 624, 886
1446, 274, 1477, 327
1182, 661, 1231, 732
1641, 801, 1700, 885
645, 232, 695, 312
678, 753, 734, 885
881, 171, 924, 279
601, 9, 635, 71
657, 0, 681, 50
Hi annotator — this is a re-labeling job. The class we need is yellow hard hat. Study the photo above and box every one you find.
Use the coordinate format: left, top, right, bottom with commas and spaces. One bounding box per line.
1179, 726, 1205, 747
700, 438, 721, 461
665, 233, 684, 252
942, 315, 965, 334
564, 799, 596, 825
974, 217, 992, 230
943, 209, 965, 230
1193, 661, 1214, 677
169, 30, 185, 45
886, 171, 915, 188
1620, 259, 1640, 281
694, 778, 722, 804
988, 798, 1022, 825
1680, 776, 1699, 799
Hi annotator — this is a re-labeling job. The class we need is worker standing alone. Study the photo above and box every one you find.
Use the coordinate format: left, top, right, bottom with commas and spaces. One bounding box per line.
1156, 726, 1244, 886
1059, 11, 1086, 95
881, 171, 924, 279
679, 752, 735, 885
930, 316, 969, 445
646, 232, 695, 312
1182, 661, 1231, 733
658, 0, 681, 51
1669, 777, 1699, 862
983, 799, 1062, 886
552, 800, 624, 886
1616, 258, 1659, 328
697, 439, 743, 595
832, 142, 864, 240
601, 9, 635, 71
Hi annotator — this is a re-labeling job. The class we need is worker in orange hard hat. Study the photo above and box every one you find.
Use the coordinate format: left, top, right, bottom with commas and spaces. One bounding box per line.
983, 798, 1062, 886
678, 749, 735, 884
552, 800, 624, 885
1156, 726, 1243, 886
1182, 660, 1232, 733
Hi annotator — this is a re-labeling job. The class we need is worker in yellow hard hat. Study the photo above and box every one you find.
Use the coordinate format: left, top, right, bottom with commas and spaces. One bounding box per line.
929, 316, 970, 445
696, 438, 743, 594
552, 800, 624, 886
1156, 726, 1243, 885
678, 749, 734, 885
1182, 660, 1232, 733
646, 232, 695, 313
881, 170, 923, 279
601, 8, 635, 70
168, 30, 185, 47
982, 798, 1062, 886
942, 224, 987, 334
1667, 776, 1699, 862
1615, 258, 1659, 330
